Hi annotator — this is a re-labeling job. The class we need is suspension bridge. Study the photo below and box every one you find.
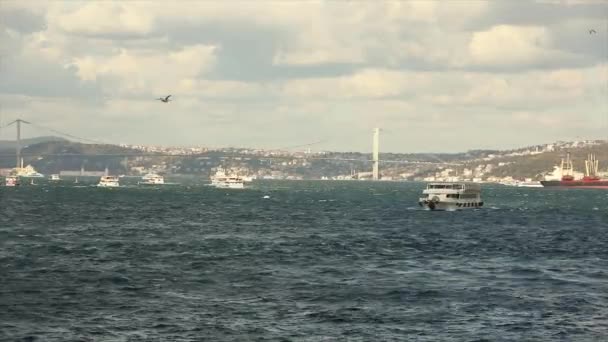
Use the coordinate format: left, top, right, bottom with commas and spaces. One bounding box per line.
0, 119, 464, 173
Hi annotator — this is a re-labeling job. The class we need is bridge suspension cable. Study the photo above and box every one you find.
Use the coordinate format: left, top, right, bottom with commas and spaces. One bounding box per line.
26, 122, 111, 145
274, 139, 329, 150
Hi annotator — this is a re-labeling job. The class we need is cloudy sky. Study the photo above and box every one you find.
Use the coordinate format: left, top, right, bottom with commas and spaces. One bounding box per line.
0, 1, 606, 153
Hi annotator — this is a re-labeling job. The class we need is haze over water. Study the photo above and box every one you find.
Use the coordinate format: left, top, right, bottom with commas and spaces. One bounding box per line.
1, 180, 607, 341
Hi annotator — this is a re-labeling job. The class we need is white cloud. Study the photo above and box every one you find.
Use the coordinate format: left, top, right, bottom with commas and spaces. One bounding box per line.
1, 1, 607, 152
430, 66, 603, 108
183, 80, 275, 99
54, 2, 154, 37
468, 25, 572, 66
540, 69, 584, 90
281, 68, 438, 100
1, 0, 50, 15
71, 45, 218, 95
280, 63, 607, 112
270, 1, 490, 67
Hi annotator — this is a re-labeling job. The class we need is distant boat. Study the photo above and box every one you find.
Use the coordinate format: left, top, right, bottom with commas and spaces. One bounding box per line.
5, 176, 20, 187
210, 168, 245, 189
97, 175, 120, 188
49, 174, 61, 181
541, 153, 608, 189
14, 164, 44, 178
515, 181, 543, 188
500, 179, 542, 188
138, 173, 165, 185
419, 182, 483, 210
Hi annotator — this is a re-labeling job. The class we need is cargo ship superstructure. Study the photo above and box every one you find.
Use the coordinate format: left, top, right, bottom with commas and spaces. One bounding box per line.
541, 153, 608, 189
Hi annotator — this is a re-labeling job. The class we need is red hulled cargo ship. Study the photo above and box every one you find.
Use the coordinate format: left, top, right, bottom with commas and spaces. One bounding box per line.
541, 153, 608, 189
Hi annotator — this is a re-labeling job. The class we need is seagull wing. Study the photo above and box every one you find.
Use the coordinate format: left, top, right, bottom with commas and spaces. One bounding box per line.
166, 95, 172, 100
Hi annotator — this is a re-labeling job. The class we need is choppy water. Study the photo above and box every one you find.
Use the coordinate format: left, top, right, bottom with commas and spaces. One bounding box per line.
1, 180, 607, 341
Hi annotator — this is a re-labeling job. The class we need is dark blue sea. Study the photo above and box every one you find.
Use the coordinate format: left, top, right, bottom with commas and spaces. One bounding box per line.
1, 180, 607, 341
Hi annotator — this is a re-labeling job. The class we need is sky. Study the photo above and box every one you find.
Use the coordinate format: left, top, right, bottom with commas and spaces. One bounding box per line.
0, 0, 606, 153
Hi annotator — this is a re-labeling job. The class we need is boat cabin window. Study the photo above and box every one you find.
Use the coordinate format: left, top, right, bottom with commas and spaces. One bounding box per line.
446, 194, 460, 199
427, 184, 463, 190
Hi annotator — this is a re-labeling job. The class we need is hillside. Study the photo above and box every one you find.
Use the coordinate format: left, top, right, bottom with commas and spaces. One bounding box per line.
0, 139, 496, 177
0, 136, 68, 149
481, 143, 608, 179
0, 141, 139, 173
1, 138, 606, 180
414, 140, 608, 181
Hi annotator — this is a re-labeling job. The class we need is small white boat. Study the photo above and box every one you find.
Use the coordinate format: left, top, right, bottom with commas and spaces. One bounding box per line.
515, 181, 543, 188
419, 182, 483, 210
242, 175, 256, 183
210, 168, 244, 189
138, 173, 165, 185
97, 175, 120, 188
500, 178, 543, 188
5, 176, 20, 187
49, 174, 61, 181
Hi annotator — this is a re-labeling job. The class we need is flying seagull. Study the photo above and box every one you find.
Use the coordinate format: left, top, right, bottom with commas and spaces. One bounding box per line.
157, 95, 171, 103
589, 29, 596, 34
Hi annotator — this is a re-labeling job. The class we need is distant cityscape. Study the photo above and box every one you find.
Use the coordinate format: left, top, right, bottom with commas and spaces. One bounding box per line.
1, 136, 606, 184
117, 139, 607, 183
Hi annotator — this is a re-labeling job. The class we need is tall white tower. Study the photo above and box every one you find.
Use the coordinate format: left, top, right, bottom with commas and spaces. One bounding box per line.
372, 128, 380, 180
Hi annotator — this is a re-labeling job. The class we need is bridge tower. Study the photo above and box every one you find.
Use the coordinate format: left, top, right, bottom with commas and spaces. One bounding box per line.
372, 128, 380, 180
7, 119, 29, 169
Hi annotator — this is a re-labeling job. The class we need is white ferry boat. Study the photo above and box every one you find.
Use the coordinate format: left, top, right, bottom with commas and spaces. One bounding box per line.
97, 175, 120, 188
419, 182, 483, 210
5, 176, 20, 187
210, 168, 244, 189
14, 164, 44, 178
49, 174, 61, 181
138, 173, 165, 185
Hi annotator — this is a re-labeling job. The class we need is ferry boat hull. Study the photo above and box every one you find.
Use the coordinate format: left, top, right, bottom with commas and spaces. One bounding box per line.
138, 173, 165, 185
419, 200, 484, 211
211, 181, 244, 189
21, 173, 44, 178
500, 181, 543, 188
97, 183, 120, 188
540, 180, 608, 189
516, 182, 543, 188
